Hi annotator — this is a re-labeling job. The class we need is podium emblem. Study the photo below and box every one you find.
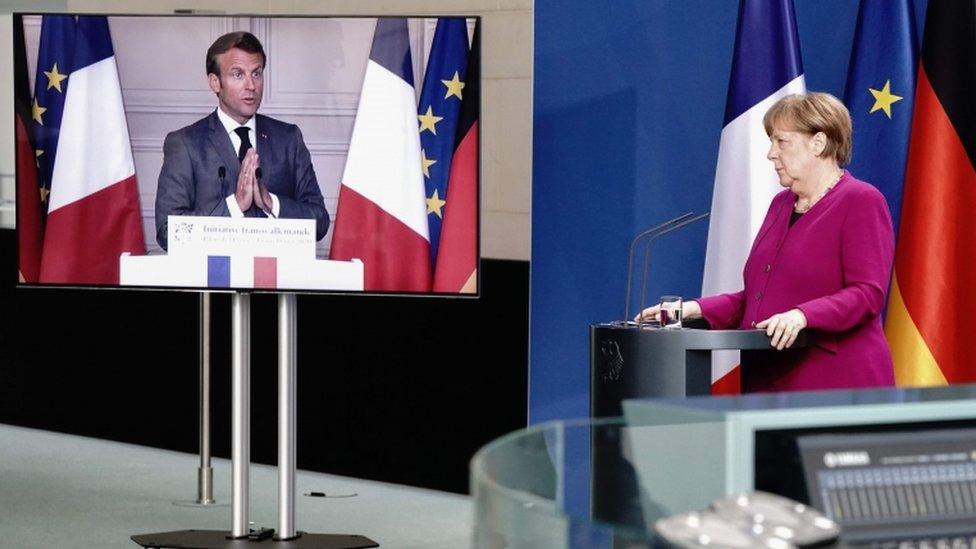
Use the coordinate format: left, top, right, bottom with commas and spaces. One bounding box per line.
172, 220, 195, 244
600, 339, 624, 382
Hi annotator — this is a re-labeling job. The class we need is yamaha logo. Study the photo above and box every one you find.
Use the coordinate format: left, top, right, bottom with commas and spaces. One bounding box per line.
824, 451, 870, 468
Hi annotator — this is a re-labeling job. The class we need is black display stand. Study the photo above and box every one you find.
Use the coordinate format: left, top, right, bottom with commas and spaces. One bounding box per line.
132, 294, 378, 549
590, 323, 810, 417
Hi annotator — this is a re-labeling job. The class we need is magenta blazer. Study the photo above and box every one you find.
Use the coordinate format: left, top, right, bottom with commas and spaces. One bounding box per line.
696, 171, 896, 392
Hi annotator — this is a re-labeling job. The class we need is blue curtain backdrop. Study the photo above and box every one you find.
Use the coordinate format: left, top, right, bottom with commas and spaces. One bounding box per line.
530, 0, 928, 423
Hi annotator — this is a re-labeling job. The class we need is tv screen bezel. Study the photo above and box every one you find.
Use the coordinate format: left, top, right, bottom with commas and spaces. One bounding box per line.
12, 12, 483, 298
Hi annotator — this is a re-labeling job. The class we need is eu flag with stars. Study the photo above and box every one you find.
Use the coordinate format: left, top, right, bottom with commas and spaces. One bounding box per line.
418, 18, 469, 267
32, 15, 77, 206
843, 0, 918, 237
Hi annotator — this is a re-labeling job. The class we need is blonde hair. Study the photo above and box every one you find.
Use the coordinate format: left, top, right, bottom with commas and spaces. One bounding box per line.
763, 92, 853, 165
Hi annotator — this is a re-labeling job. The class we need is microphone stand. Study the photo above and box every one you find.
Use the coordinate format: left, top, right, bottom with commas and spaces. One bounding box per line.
623, 213, 695, 324
208, 167, 228, 216
254, 168, 276, 219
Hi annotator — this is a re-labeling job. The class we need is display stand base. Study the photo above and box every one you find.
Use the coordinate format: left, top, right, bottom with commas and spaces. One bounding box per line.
171, 501, 228, 508
131, 530, 378, 548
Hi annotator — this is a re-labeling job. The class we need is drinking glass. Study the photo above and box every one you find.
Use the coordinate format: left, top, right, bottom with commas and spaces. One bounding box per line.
659, 295, 683, 329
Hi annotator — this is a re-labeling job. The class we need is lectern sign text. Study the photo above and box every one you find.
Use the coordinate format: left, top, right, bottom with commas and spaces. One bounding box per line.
168, 216, 315, 259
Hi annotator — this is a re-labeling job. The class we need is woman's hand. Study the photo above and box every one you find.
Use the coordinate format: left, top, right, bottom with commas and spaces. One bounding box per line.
756, 308, 807, 350
634, 300, 702, 324
634, 304, 661, 324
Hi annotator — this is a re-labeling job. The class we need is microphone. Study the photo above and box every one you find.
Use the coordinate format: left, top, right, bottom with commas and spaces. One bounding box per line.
623, 213, 694, 323
254, 167, 276, 218
637, 212, 708, 327
209, 166, 228, 215
622, 212, 710, 327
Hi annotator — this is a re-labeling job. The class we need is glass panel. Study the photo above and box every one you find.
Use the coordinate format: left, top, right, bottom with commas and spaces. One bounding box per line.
472, 384, 976, 548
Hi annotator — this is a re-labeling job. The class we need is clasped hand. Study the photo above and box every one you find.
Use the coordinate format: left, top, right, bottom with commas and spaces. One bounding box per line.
756, 308, 807, 350
235, 148, 273, 214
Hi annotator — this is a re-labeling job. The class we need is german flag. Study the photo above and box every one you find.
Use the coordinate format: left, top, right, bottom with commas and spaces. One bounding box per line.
885, 2, 976, 385
14, 15, 44, 283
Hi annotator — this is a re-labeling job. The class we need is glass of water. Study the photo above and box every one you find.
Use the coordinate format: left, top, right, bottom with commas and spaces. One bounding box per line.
659, 295, 683, 329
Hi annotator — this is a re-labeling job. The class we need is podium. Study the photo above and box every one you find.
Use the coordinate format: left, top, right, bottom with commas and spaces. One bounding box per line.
590, 323, 810, 417
588, 323, 812, 530
120, 216, 363, 291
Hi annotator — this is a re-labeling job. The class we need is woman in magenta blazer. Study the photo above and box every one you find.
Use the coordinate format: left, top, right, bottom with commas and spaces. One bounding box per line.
639, 92, 895, 392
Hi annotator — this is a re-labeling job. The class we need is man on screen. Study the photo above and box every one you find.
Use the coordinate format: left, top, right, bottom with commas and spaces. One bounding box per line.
154, 31, 328, 250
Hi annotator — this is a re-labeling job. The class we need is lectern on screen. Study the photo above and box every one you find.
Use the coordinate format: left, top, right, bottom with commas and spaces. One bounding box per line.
14, 13, 480, 296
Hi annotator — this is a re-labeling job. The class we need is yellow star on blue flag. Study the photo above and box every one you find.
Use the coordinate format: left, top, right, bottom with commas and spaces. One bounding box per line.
868, 80, 903, 118
418, 106, 443, 135
32, 98, 47, 124
421, 149, 437, 178
44, 63, 68, 92
427, 189, 447, 218
442, 71, 465, 100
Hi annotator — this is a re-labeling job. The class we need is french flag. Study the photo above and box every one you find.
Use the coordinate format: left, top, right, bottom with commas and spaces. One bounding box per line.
329, 18, 431, 291
702, 0, 805, 393
206, 256, 277, 289
37, 16, 145, 285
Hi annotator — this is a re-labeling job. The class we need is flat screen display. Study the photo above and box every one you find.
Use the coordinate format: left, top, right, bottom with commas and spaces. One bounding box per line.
13, 14, 480, 295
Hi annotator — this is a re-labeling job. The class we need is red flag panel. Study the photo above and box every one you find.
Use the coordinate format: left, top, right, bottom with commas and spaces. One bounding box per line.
16, 116, 44, 283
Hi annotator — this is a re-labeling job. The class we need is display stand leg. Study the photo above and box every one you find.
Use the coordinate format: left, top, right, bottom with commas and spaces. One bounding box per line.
231, 292, 251, 538
277, 294, 298, 541
269, 293, 378, 548
200, 292, 215, 505
173, 293, 221, 508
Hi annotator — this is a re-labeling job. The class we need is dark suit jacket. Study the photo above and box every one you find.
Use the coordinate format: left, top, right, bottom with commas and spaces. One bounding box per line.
155, 110, 329, 250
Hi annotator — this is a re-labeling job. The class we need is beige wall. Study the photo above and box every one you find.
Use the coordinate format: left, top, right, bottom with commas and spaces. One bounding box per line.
0, 0, 532, 261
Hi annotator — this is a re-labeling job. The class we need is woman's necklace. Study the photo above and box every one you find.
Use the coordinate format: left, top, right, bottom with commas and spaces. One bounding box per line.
795, 170, 843, 214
